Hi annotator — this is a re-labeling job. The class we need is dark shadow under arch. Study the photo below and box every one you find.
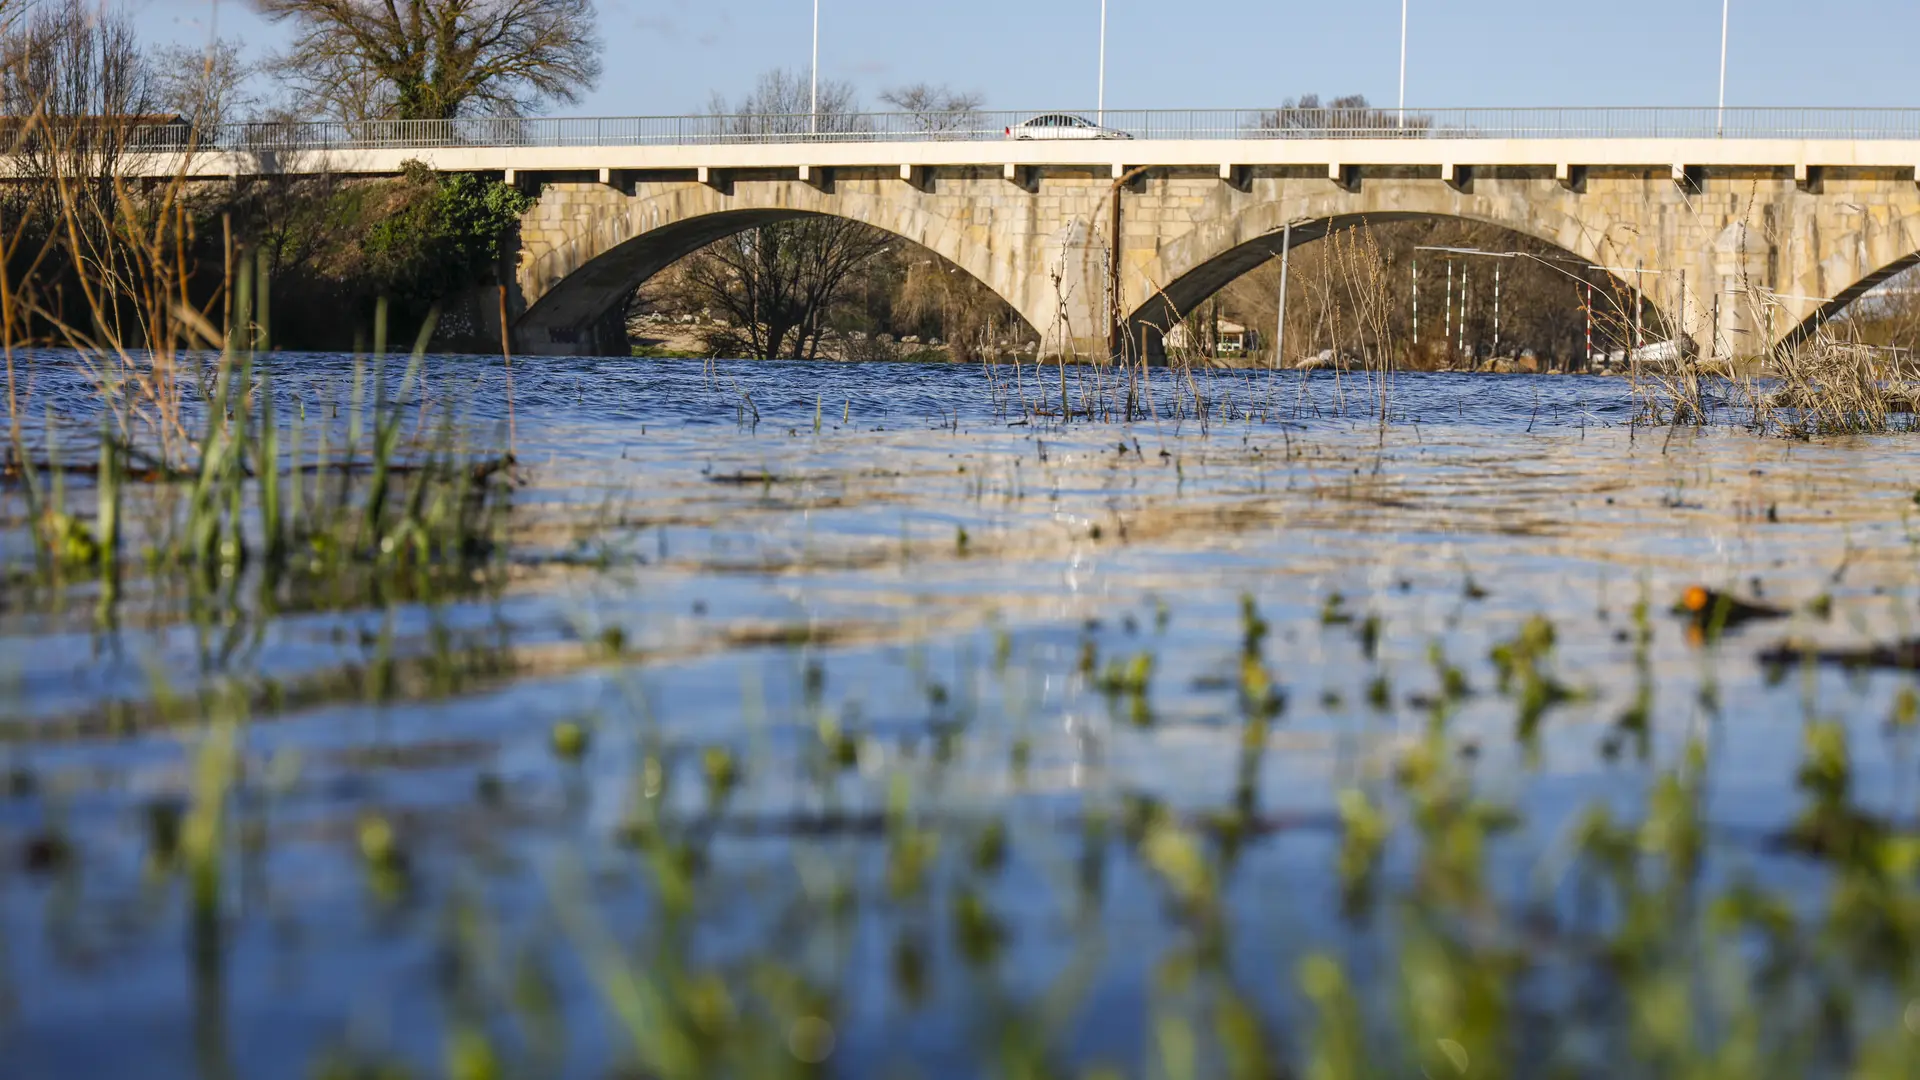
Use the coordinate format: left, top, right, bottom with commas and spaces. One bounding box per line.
518, 208, 1036, 355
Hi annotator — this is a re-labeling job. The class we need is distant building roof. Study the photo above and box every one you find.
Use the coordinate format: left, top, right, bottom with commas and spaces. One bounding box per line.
1, 114, 189, 126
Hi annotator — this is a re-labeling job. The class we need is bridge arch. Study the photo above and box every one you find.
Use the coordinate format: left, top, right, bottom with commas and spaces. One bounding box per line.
1775, 211, 1920, 348
514, 180, 1048, 354
1119, 187, 1653, 355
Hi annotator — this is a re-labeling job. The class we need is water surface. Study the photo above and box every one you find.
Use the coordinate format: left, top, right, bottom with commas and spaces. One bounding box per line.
3, 356, 1919, 1078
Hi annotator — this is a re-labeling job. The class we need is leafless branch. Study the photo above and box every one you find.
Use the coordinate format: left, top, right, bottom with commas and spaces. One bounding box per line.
255, 0, 602, 121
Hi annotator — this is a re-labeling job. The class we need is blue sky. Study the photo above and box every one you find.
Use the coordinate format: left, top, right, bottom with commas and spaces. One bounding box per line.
134, 0, 1920, 117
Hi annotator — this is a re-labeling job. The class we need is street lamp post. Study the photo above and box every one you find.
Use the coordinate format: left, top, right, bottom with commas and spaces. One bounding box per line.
1716, 0, 1729, 136
1097, 0, 1108, 124
810, 0, 820, 135
1397, 0, 1408, 128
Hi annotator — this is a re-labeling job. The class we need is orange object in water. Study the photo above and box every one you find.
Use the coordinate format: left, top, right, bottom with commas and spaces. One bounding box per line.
1676, 586, 1787, 629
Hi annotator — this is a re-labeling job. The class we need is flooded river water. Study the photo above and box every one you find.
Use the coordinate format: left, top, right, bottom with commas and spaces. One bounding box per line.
5, 355, 1920, 1078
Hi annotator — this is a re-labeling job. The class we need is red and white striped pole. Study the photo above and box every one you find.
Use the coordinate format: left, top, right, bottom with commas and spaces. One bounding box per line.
1585, 283, 1594, 369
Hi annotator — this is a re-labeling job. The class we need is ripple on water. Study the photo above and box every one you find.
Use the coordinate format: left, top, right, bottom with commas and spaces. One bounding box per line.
3, 353, 1920, 1077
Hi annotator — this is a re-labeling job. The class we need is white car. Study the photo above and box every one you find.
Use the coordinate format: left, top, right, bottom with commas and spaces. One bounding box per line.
1004, 113, 1132, 140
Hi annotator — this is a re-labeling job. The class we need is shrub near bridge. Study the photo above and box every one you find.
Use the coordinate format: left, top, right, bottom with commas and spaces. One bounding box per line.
221, 164, 532, 350
361, 162, 532, 321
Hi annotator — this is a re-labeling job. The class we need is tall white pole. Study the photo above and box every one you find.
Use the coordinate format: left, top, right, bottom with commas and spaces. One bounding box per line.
1460, 269, 1469, 356
810, 0, 820, 134
1585, 283, 1594, 370
1397, 0, 1408, 128
1097, 0, 1108, 123
1275, 223, 1291, 368
1716, 0, 1729, 136
1412, 257, 1419, 346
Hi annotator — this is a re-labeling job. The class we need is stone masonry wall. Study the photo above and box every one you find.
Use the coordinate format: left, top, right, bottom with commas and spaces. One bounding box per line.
511, 166, 1920, 359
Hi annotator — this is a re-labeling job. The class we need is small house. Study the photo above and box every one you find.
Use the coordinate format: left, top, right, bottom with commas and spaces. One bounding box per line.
1165, 317, 1252, 356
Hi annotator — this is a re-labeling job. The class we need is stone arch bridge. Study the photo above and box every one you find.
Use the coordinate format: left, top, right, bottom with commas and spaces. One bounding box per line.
145, 119, 1920, 359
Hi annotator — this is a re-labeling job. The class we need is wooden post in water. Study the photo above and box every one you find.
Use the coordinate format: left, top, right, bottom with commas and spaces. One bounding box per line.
1633, 262, 1645, 386
497, 285, 517, 459
1634, 263, 1644, 351
1678, 269, 1688, 360
1710, 292, 1720, 364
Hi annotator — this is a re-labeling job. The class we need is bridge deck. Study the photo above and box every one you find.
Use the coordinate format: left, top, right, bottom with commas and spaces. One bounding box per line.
18, 106, 1917, 178
108, 137, 1920, 179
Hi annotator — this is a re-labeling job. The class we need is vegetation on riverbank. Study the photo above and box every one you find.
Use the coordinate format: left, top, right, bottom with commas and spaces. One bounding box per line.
223, 164, 532, 349
0, 1, 540, 352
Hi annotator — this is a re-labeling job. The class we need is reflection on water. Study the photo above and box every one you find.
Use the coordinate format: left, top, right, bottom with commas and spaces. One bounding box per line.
5, 356, 1920, 1077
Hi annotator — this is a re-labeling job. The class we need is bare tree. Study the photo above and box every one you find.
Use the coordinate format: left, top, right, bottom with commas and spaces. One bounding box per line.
679, 219, 891, 360
0, 0, 174, 349
637, 71, 893, 360
895, 253, 1021, 360
1219, 218, 1600, 370
151, 39, 257, 137
1255, 93, 1424, 137
1838, 265, 1920, 354
707, 68, 866, 138
256, 0, 603, 121
880, 82, 984, 134
260, 51, 396, 129
0, 0, 155, 204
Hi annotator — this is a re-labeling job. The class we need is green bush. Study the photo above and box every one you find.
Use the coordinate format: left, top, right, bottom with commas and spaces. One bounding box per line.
362, 162, 531, 311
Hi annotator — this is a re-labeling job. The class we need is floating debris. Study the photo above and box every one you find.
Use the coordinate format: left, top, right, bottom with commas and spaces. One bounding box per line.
1675, 585, 1789, 633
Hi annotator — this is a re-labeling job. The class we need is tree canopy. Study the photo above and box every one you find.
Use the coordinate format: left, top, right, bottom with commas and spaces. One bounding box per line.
255, 0, 603, 121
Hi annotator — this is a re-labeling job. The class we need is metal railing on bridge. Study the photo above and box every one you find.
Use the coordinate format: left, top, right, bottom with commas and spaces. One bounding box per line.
96, 107, 1920, 153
